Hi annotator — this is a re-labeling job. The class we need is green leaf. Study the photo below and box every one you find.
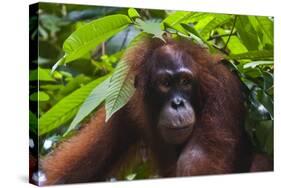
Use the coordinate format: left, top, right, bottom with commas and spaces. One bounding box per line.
248, 87, 273, 120
243, 61, 273, 69
230, 50, 273, 60
248, 16, 273, 46
194, 15, 215, 31
64, 14, 131, 62
30, 67, 55, 81
162, 12, 206, 28
242, 68, 263, 79
30, 91, 50, 102
262, 71, 273, 94
235, 16, 259, 50
216, 28, 248, 54
39, 75, 108, 135
224, 36, 248, 54
162, 12, 205, 34
56, 75, 92, 99
128, 8, 140, 20
105, 60, 135, 122
180, 23, 211, 48
65, 77, 111, 135
162, 11, 192, 27
200, 15, 232, 38
135, 19, 165, 41
256, 89, 273, 119
180, 23, 202, 39
241, 78, 257, 90
53, 14, 132, 71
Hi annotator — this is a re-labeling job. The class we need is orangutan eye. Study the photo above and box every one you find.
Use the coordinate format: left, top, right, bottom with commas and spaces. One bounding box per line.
181, 79, 189, 85
158, 77, 172, 93
180, 78, 192, 86
162, 79, 171, 87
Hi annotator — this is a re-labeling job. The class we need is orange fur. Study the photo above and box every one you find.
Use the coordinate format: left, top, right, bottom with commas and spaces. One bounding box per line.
41, 37, 272, 185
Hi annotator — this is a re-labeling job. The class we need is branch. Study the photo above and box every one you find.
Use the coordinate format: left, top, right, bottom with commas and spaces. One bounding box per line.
223, 15, 238, 50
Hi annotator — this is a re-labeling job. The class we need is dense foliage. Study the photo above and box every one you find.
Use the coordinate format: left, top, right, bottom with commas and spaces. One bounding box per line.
30, 3, 273, 179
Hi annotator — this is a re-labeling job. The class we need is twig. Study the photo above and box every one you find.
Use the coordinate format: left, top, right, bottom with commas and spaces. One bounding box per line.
101, 42, 105, 56
223, 15, 237, 50
207, 32, 237, 41
120, 28, 130, 51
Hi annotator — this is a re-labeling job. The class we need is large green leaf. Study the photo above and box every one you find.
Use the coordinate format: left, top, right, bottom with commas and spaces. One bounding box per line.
200, 15, 232, 38
163, 12, 209, 27
54, 14, 132, 70
216, 28, 248, 54
235, 16, 259, 50
248, 16, 273, 47
180, 23, 212, 49
194, 15, 215, 32
162, 12, 208, 32
102, 33, 150, 122
105, 60, 135, 122
180, 23, 202, 39
39, 75, 108, 135
65, 77, 111, 135
162, 11, 192, 27
226, 36, 249, 54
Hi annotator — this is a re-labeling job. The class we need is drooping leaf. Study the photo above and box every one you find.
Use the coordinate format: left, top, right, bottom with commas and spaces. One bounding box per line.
105, 60, 135, 122
39, 75, 108, 135
64, 14, 131, 63
53, 14, 132, 71
65, 77, 111, 135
